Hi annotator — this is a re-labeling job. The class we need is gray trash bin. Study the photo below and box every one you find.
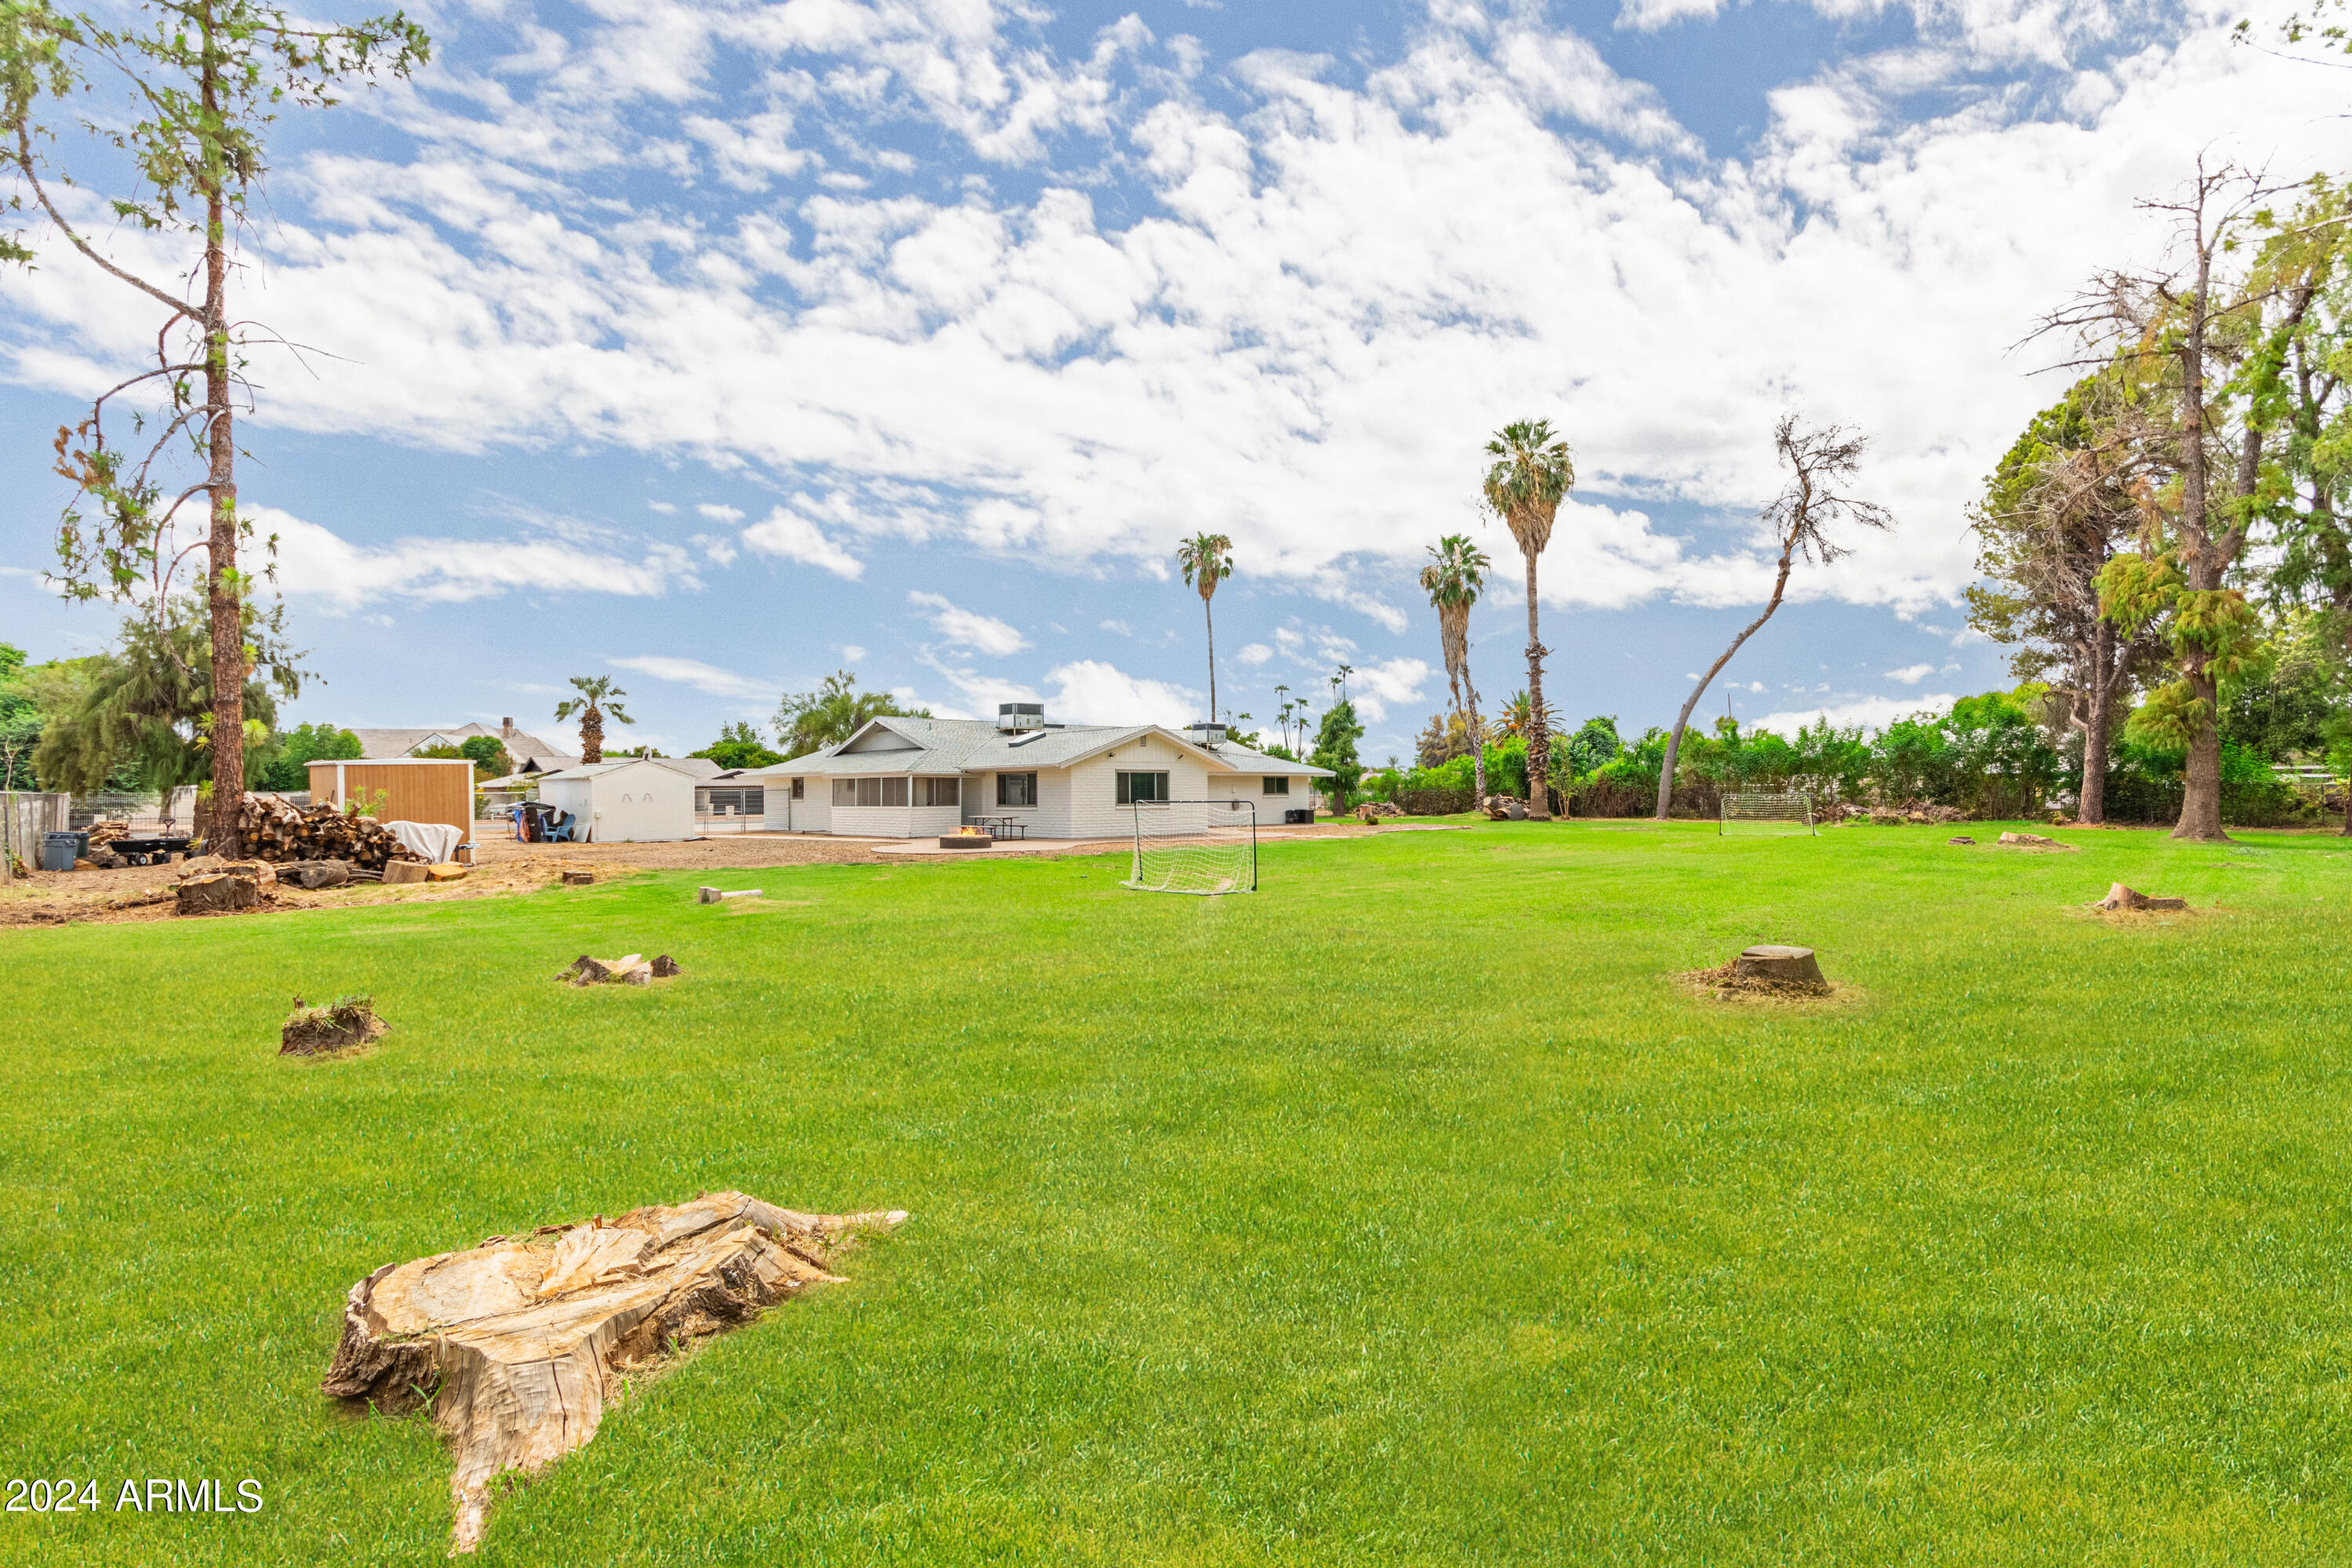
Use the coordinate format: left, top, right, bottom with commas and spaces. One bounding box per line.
42, 832, 84, 872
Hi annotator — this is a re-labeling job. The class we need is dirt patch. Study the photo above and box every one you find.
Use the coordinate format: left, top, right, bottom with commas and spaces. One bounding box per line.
281, 995, 388, 1056
1679, 962, 1855, 1004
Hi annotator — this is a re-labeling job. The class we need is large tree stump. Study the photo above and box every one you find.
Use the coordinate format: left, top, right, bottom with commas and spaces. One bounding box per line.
321, 1192, 903, 1553
2092, 883, 2187, 912
176, 873, 260, 916
1733, 945, 1826, 985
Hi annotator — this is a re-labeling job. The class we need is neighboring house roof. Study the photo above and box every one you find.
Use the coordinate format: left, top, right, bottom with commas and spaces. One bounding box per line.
353, 723, 578, 771
749, 719, 1335, 779
664, 757, 728, 781
537, 757, 694, 782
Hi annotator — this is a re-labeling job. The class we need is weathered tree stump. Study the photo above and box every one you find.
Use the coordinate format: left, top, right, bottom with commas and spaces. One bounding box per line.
557, 953, 681, 986
321, 1192, 904, 1554
281, 996, 387, 1055
1997, 831, 2075, 851
1733, 945, 1826, 985
1947, 836, 1976, 845
561, 870, 595, 886
176, 873, 260, 916
2092, 883, 2187, 912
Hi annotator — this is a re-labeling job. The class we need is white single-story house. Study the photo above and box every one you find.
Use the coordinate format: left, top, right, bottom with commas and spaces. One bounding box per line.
534, 757, 696, 842
744, 704, 1333, 839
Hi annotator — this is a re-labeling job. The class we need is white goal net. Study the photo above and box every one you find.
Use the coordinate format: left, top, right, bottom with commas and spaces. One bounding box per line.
1125, 800, 1258, 894
1719, 790, 1817, 836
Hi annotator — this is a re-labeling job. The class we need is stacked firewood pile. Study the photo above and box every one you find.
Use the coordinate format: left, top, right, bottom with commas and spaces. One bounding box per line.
237, 796, 422, 870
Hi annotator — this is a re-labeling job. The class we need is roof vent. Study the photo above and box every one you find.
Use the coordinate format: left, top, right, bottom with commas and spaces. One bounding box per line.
1185, 722, 1228, 747
996, 702, 1045, 733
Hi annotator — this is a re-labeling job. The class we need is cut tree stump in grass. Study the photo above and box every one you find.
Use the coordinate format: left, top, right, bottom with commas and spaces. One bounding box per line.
281, 995, 387, 1055
320, 1192, 905, 1554
561, 870, 595, 886
2092, 883, 2188, 912
557, 953, 681, 986
1734, 945, 1825, 985
1684, 944, 1835, 1000
381, 860, 430, 886
1998, 831, 2075, 851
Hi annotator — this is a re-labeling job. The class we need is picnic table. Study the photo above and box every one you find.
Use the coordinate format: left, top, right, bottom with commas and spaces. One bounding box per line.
968, 816, 1027, 840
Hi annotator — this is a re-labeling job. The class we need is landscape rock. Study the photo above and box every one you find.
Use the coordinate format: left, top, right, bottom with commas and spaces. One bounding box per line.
2092, 882, 2188, 912
281, 995, 387, 1055
319, 1192, 904, 1554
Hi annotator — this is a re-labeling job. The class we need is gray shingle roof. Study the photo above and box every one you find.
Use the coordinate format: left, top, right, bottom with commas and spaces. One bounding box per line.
354, 723, 577, 770
747, 719, 1334, 779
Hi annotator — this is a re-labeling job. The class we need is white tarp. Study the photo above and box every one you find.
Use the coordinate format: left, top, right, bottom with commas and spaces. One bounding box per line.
384, 819, 463, 864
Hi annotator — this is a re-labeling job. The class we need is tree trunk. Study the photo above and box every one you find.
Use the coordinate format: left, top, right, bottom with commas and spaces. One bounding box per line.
1655, 561, 1794, 820
198, 29, 245, 855
1203, 596, 1218, 724
2077, 621, 2114, 826
1522, 553, 1549, 819
1464, 662, 1486, 801
583, 708, 604, 764
2173, 663, 2226, 840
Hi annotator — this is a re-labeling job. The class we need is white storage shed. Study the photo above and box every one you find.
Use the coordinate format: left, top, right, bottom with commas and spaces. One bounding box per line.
534, 758, 695, 843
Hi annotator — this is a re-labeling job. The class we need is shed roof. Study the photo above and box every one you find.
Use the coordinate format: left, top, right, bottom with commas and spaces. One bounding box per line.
536, 757, 694, 782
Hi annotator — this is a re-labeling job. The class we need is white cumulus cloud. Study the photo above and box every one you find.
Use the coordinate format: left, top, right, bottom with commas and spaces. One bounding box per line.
908, 590, 1029, 655
608, 655, 773, 699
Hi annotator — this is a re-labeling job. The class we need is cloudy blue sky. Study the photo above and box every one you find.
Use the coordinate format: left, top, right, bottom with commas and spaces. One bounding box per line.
1, 0, 2343, 763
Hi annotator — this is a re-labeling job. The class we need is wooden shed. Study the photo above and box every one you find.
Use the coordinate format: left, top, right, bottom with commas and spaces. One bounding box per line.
307, 758, 475, 844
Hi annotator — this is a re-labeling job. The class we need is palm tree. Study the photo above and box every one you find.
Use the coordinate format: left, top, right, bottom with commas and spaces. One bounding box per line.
1175, 533, 1235, 723
554, 674, 633, 764
1483, 419, 1575, 819
1420, 533, 1492, 801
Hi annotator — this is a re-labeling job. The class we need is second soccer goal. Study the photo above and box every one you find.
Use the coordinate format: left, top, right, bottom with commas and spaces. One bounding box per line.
1719, 790, 1817, 835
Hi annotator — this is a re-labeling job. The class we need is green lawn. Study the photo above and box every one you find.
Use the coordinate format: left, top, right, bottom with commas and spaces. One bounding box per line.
4, 821, 2351, 1564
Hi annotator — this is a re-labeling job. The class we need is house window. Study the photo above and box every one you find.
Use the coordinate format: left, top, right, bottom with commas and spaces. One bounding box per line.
915, 777, 960, 808
790, 778, 804, 800
833, 779, 855, 807
1116, 771, 1170, 804
1262, 776, 1290, 795
881, 777, 909, 807
997, 771, 1037, 808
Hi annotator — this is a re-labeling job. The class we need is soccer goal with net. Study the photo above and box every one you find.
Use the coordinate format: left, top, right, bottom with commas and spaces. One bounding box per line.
1719, 790, 1817, 836
1125, 800, 1258, 894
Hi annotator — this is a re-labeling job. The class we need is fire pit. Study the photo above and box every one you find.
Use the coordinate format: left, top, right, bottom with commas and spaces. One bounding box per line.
939, 828, 995, 850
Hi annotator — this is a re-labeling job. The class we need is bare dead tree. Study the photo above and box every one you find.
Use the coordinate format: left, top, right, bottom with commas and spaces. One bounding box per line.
1653, 416, 1894, 821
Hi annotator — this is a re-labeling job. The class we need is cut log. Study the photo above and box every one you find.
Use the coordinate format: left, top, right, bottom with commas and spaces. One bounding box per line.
283, 860, 351, 890
561, 870, 595, 886
381, 859, 430, 886
281, 996, 387, 1055
2092, 882, 2188, 912
426, 862, 468, 882
320, 1192, 905, 1554
176, 873, 260, 916
1733, 945, 1826, 985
